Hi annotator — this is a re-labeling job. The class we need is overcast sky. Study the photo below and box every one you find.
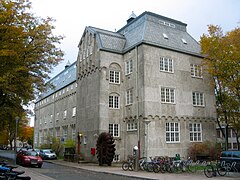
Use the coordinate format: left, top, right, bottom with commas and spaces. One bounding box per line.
31, 0, 240, 77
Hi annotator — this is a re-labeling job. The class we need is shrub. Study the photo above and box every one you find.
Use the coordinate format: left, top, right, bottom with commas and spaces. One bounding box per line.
188, 141, 221, 161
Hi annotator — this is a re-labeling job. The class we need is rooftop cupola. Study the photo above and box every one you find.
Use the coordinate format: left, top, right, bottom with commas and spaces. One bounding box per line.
65, 60, 71, 69
127, 11, 137, 24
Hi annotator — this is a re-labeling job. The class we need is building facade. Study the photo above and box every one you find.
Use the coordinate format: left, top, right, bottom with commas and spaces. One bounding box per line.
76, 11, 216, 161
34, 62, 77, 148
34, 11, 217, 162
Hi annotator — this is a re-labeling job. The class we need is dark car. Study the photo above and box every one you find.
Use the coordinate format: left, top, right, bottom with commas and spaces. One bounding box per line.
16, 150, 43, 168
39, 149, 57, 160
219, 151, 240, 171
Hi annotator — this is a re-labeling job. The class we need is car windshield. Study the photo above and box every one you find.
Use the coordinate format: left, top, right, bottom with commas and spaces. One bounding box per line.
43, 150, 53, 153
24, 151, 38, 156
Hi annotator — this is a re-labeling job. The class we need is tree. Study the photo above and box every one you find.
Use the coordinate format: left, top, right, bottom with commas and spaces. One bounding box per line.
18, 125, 34, 146
0, 0, 64, 110
200, 25, 240, 149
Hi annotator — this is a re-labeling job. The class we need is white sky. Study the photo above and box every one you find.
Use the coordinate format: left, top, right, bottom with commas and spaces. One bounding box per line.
31, 0, 240, 78
29, 0, 239, 126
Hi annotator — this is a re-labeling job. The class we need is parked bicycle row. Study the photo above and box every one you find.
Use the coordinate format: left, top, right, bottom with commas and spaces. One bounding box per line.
122, 156, 207, 173
122, 155, 240, 177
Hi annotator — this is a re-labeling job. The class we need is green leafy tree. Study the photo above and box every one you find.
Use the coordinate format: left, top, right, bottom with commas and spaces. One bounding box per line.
0, 0, 64, 121
200, 25, 240, 149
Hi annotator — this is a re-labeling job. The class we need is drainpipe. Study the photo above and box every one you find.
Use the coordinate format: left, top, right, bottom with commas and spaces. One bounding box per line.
136, 46, 140, 167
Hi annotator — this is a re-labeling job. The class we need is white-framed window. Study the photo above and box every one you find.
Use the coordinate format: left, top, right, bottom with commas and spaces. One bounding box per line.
161, 87, 175, 104
49, 128, 54, 137
166, 122, 180, 143
192, 92, 204, 106
109, 124, 120, 137
109, 70, 120, 84
56, 112, 59, 121
160, 57, 173, 73
39, 131, 42, 144
163, 33, 168, 39
182, 38, 187, 44
109, 95, 119, 109
113, 154, 120, 162
189, 123, 202, 142
126, 89, 133, 105
71, 127, 76, 140
190, 64, 202, 78
72, 107, 76, 117
63, 110, 67, 119
55, 128, 60, 139
63, 127, 68, 139
127, 122, 137, 131
125, 59, 133, 75
50, 114, 53, 123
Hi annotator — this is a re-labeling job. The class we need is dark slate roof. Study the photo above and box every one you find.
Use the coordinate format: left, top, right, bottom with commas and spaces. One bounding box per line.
86, 11, 201, 56
37, 61, 76, 101
84, 26, 126, 53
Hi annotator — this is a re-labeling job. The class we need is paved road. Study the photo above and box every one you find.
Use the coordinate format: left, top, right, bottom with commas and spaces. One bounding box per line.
25, 162, 140, 180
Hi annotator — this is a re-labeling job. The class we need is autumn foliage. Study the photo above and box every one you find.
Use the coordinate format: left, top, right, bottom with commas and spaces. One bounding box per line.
200, 25, 240, 149
0, 0, 64, 148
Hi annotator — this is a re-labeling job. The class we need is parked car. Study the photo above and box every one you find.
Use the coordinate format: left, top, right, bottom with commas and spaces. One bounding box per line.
27, 148, 40, 155
16, 147, 28, 153
16, 150, 43, 168
219, 151, 240, 171
39, 149, 57, 160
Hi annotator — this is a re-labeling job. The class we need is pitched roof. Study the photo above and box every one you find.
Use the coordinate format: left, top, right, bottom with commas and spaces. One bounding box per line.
37, 61, 76, 101
86, 11, 201, 56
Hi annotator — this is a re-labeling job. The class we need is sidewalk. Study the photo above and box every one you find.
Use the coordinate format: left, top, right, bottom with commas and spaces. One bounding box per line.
44, 159, 240, 180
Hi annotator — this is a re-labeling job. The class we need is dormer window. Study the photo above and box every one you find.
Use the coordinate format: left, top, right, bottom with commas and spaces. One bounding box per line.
182, 38, 187, 44
163, 33, 168, 39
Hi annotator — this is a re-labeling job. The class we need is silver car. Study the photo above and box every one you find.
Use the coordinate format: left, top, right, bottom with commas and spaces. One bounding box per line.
39, 149, 57, 160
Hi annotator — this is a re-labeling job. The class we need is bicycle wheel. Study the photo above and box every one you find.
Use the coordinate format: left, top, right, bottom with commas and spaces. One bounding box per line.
122, 162, 129, 171
217, 164, 227, 176
153, 164, 160, 173
129, 162, 134, 171
159, 164, 166, 173
187, 164, 196, 173
147, 163, 154, 172
204, 165, 214, 178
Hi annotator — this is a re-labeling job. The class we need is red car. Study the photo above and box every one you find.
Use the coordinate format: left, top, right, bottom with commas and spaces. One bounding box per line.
16, 150, 43, 168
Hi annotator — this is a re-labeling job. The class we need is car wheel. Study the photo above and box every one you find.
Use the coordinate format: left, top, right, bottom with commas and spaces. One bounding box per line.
38, 164, 42, 168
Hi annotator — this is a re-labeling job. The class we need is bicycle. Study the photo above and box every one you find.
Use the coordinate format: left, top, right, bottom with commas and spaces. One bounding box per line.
139, 157, 148, 171
146, 157, 160, 173
204, 160, 227, 178
122, 156, 134, 171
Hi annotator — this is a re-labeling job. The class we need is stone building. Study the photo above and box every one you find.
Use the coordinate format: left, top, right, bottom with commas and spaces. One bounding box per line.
76, 11, 216, 161
34, 11, 217, 162
34, 62, 77, 148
